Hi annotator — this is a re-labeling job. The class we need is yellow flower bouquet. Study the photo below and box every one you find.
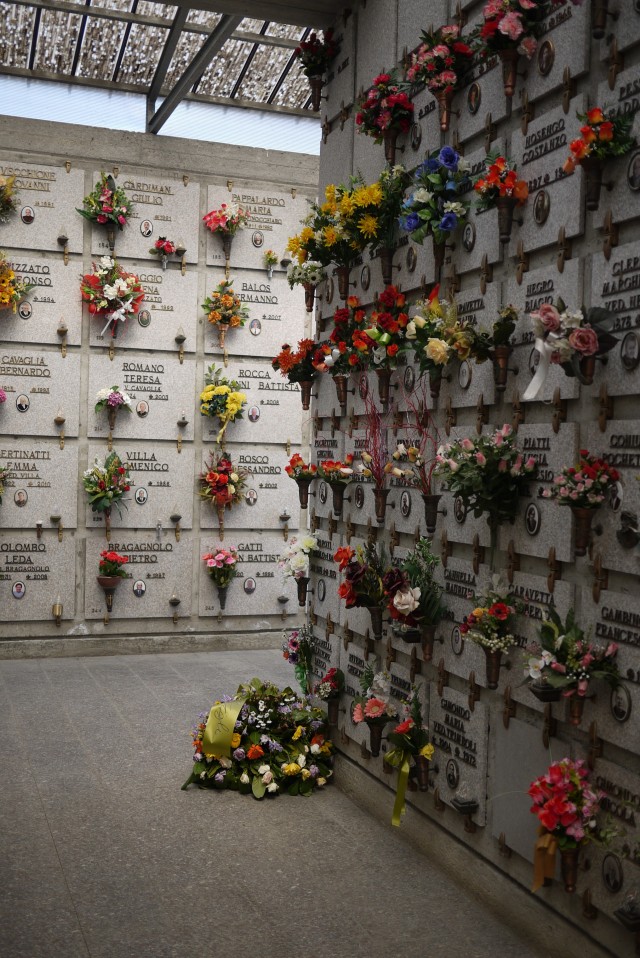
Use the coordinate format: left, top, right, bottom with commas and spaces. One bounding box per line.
199, 364, 247, 444
0, 252, 33, 312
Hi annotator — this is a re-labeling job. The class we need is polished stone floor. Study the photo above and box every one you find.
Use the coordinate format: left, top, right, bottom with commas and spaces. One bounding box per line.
0, 650, 595, 958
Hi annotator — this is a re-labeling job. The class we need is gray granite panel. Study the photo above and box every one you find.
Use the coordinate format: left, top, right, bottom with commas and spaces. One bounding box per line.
0, 439, 78, 530
0, 348, 81, 438
513, 1, 590, 106
590, 242, 640, 398
0, 533, 75, 623
5, 254, 82, 346
0, 163, 84, 253
322, 14, 356, 120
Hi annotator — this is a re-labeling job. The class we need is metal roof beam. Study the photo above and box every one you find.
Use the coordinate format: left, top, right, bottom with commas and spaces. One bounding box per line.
146, 14, 242, 134
147, 6, 189, 102
167, 0, 330, 29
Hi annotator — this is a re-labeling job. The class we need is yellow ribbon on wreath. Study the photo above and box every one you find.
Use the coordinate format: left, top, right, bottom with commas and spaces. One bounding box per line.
532, 827, 558, 892
384, 748, 412, 827
202, 697, 247, 758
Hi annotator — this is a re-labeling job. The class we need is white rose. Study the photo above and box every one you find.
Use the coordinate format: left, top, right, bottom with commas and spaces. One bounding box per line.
102, 283, 118, 299
300, 536, 317, 551
393, 587, 422, 614
405, 321, 417, 340
258, 764, 270, 774
310, 743, 321, 754
413, 314, 427, 329
99, 256, 114, 268
317, 777, 327, 787
240, 772, 250, 784
267, 782, 279, 793
261, 770, 274, 784
219, 756, 232, 769
95, 388, 111, 401
297, 754, 306, 767
230, 472, 239, 482
413, 188, 434, 203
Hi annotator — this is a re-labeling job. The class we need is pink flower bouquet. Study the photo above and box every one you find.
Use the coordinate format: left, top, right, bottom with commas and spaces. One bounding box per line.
202, 547, 239, 589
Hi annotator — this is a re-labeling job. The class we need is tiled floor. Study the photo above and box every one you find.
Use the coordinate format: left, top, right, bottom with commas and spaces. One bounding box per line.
0, 650, 584, 957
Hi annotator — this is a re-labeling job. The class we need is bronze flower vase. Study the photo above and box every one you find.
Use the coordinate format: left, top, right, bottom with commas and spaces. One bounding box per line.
216, 502, 226, 541
560, 846, 580, 893
491, 345, 513, 393
591, 0, 610, 40
366, 721, 384, 757
578, 353, 596, 385
373, 487, 390, 524
432, 237, 446, 278
335, 265, 351, 301
308, 74, 323, 112
295, 476, 312, 509
299, 380, 313, 410
218, 325, 228, 349
428, 367, 442, 399
303, 282, 316, 312
107, 406, 118, 431
498, 48, 519, 98
328, 480, 346, 517
104, 506, 112, 541
296, 576, 310, 607
221, 233, 233, 263
97, 575, 121, 616
422, 494, 442, 536
421, 624, 436, 662
368, 605, 383, 642
568, 694, 585, 727
435, 88, 455, 132
327, 696, 340, 726
483, 647, 502, 690
380, 248, 394, 286
415, 754, 430, 792
528, 680, 562, 703
333, 374, 348, 407
383, 129, 399, 165
496, 194, 519, 244
580, 156, 606, 212
217, 584, 228, 611
570, 506, 595, 557
376, 367, 393, 405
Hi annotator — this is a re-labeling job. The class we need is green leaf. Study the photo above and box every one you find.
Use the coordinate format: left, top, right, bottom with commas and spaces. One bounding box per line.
288, 779, 300, 796
252, 776, 266, 799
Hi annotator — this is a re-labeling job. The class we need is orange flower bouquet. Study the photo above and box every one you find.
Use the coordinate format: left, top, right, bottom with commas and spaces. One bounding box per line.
271, 339, 317, 409
473, 154, 528, 243
564, 107, 635, 210
202, 279, 249, 348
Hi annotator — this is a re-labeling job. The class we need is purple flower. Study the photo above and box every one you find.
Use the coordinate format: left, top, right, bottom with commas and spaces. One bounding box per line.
439, 212, 458, 231
107, 392, 124, 407
400, 212, 420, 232
268, 739, 284, 753
233, 747, 246, 760
309, 764, 320, 778
310, 719, 324, 731
214, 770, 226, 783
438, 146, 459, 170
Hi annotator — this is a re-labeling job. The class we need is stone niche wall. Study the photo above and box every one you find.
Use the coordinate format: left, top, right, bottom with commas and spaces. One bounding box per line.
0, 117, 319, 642
312, 3, 640, 955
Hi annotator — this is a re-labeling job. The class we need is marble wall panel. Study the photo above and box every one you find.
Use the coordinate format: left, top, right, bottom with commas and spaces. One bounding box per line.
512, 1, 591, 106
5, 255, 82, 347
0, 348, 80, 438
0, 439, 78, 530
0, 532, 75, 623
590, 242, 640, 398
323, 14, 356, 120
0, 163, 84, 253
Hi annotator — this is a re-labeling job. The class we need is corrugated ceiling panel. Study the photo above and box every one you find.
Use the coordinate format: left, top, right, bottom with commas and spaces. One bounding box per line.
196, 38, 254, 98
76, 15, 127, 80
32, 9, 83, 74
0, 3, 36, 69
164, 30, 207, 87
116, 22, 168, 86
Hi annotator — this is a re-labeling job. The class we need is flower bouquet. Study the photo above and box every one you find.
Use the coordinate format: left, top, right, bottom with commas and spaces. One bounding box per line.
294, 29, 339, 110
83, 451, 130, 538
0, 252, 33, 313
198, 450, 246, 537
0, 174, 18, 223
388, 389, 442, 534
367, 166, 412, 282
202, 201, 250, 262
405, 286, 474, 396
358, 394, 392, 522
460, 577, 519, 688
473, 155, 528, 243
182, 678, 334, 798
282, 625, 316, 695
272, 339, 317, 409
317, 455, 354, 517
529, 758, 604, 893
361, 284, 410, 399
523, 297, 618, 399
526, 606, 619, 722
315, 667, 345, 726
202, 546, 239, 611
399, 148, 470, 272
80, 256, 145, 338
286, 260, 327, 311
95, 385, 132, 431
263, 249, 278, 279
199, 364, 247, 445
351, 665, 398, 756
0, 463, 9, 505
383, 538, 445, 658
355, 70, 414, 164
407, 24, 474, 130
564, 107, 635, 210
76, 173, 133, 245
278, 534, 318, 607
334, 542, 389, 640
541, 450, 620, 556
313, 295, 370, 403
466, 305, 520, 392
435, 424, 537, 539
96, 549, 129, 616
284, 453, 317, 509
385, 690, 435, 823
149, 236, 176, 270
202, 279, 249, 349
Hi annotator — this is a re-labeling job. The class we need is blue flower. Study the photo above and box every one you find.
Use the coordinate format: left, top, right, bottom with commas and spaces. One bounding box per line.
402, 195, 415, 209
445, 179, 458, 193
439, 212, 458, 231
400, 212, 420, 232
438, 146, 459, 171
416, 157, 440, 177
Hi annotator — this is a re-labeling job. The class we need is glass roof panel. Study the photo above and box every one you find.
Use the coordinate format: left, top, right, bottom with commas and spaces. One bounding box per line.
235, 42, 291, 102
0, 3, 36, 69
135, 1, 175, 18
75, 15, 128, 80
92, 0, 134, 12
116, 22, 168, 86
272, 70, 311, 108
264, 23, 305, 39
33, 9, 83, 74
164, 30, 207, 87
239, 18, 267, 33
195, 38, 254, 99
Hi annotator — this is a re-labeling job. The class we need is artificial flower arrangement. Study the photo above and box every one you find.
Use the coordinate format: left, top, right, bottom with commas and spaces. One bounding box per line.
312, 296, 370, 403
367, 166, 412, 280
523, 297, 617, 399
0, 252, 33, 312
202, 546, 239, 610
351, 664, 398, 756
182, 678, 334, 798
436, 424, 537, 535
282, 625, 316, 695
405, 285, 475, 396
0, 174, 18, 223
385, 689, 435, 823
0, 463, 9, 505
464, 304, 520, 393
97, 549, 129, 579
271, 339, 317, 410
199, 364, 247, 444
360, 284, 409, 378
294, 28, 339, 78
334, 542, 389, 641
198, 450, 247, 537
94, 386, 132, 430
83, 451, 131, 536
529, 758, 605, 893
263, 249, 278, 269
286, 259, 327, 293
76, 173, 133, 230
399, 147, 471, 270
80, 256, 145, 338
355, 70, 414, 163
285, 453, 317, 508
383, 538, 446, 655
526, 605, 620, 721
314, 666, 345, 726
202, 201, 250, 237
406, 24, 473, 131
388, 385, 443, 535
460, 576, 519, 688
149, 236, 176, 270
564, 107, 635, 210
278, 534, 318, 606
317, 455, 355, 517
202, 279, 249, 348
541, 450, 620, 556
473, 155, 528, 243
